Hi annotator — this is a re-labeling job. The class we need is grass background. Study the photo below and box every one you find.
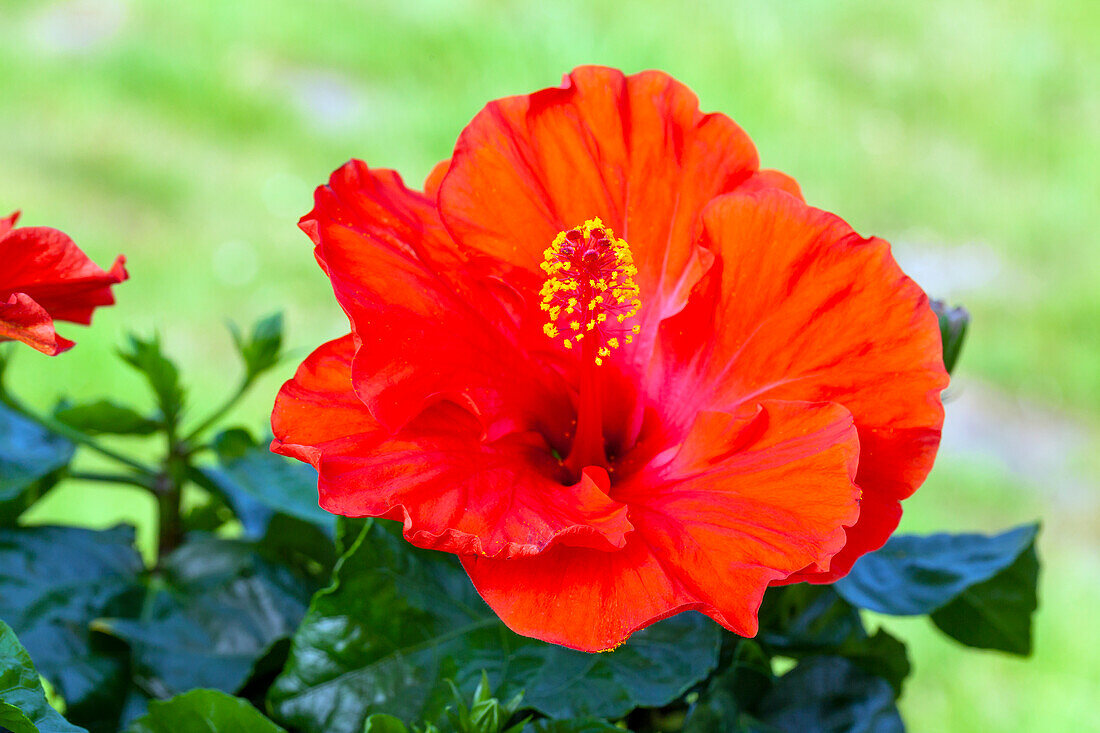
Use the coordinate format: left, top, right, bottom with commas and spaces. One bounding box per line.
1, 1, 1098, 730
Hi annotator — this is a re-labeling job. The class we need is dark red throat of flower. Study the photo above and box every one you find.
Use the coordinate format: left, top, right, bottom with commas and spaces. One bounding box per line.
540, 219, 641, 476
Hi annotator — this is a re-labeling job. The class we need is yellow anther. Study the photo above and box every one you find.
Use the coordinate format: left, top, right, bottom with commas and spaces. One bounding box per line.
541, 219, 642, 366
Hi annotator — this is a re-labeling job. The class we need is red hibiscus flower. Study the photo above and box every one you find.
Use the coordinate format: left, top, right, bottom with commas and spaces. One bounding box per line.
0, 211, 127, 355
272, 67, 947, 651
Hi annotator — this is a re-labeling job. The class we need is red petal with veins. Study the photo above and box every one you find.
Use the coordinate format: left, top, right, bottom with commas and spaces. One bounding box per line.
654, 190, 947, 581
438, 66, 761, 340
302, 161, 573, 439
463, 400, 861, 651
272, 335, 632, 559
0, 212, 127, 355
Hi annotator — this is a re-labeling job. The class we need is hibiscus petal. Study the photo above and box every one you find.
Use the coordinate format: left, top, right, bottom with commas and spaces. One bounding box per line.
741, 168, 804, 200
656, 190, 947, 582
0, 219, 126, 353
438, 65, 762, 332
423, 158, 450, 200
0, 211, 19, 237
463, 400, 861, 651
302, 160, 572, 437
0, 292, 74, 355
272, 335, 632, 559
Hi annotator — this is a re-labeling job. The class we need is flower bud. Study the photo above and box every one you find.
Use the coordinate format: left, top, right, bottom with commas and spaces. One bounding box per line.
931, 300, 970, 375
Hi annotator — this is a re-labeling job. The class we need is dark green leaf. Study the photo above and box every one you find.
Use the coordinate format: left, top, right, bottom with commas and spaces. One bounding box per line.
757, 586, 910, 697
210, 428, 256, 461
758, 585, 864, 653
757, 656, 903, 733
0, 403, 75, 524
201, 437, 329, 539
835, 523, 1040, 616
118, 335, 184, 425
180, 493, 235, 533
97, 537, 316, 698
230, 313, 284, 381
53, 400, 158, 435
0, 619, 87, 733
931, 300, 969, 375
0, 525, 143, 729
124, 689, 286, 733
268, 521, 720, 733
930, 533, 1039, 655
841, 629, 911, 698
684, 639, 773, 733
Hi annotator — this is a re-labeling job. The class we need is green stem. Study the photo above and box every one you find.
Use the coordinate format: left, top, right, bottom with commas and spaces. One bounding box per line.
182, 377, 251, 444
156, 423, 189, 564
0, 389, 156, 476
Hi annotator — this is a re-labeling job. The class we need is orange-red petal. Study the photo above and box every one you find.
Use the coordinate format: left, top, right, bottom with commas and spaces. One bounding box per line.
272, 335, 632, 559
302, 160, 573, 438
0, 292, 74, 355
0, 213, 127, 354
438, 66, 761, 332
463, 400, 861, 651
654, 190, 947, 581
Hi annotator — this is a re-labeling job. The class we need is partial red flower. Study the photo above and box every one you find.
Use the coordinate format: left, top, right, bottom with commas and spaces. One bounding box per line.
272, 66, 947, 651
0, 211, 127, 355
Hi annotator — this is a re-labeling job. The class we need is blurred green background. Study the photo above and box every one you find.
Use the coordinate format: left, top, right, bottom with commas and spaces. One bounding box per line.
1, 1, 1097, 730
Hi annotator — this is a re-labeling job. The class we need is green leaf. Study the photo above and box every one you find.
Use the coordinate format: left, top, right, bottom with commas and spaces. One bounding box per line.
96, 537, 316, 698
758, 585, 864, 652
268, 521, 720, 733
230, 313, 284, 381
210, 428, 256, 461
197, 436, 334, 577
757, 586, 910, 697
118, 335, 184, 425
0, 619, 87, 733
930, 300, 969, 375
834, 523, 1040, 616
929, 532, 1039, 655
0, 403, 75, 524
756, 656, 903, 733
684, 639, 774, 733
0, 525, 144, 729
840, 629, 911, 699
52, 400, 159, 435
363, 714, 410, 733
124, 689, 286, 733
201, 435, 330, 539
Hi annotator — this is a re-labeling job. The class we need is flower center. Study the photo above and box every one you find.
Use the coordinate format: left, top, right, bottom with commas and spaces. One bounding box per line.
540, 219, 641, 476
539, 218, 641, 366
